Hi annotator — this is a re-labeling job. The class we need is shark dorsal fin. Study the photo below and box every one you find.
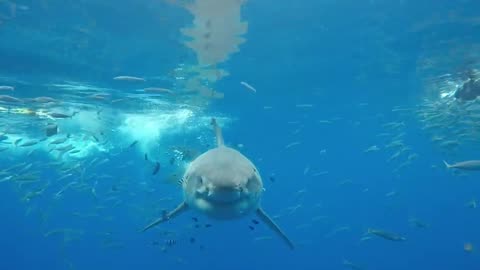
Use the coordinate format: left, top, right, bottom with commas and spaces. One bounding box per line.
211, 118, 224, 147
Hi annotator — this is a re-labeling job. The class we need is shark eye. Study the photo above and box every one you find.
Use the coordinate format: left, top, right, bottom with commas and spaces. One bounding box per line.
246, 175, 261, 192
198, 176, 204, 185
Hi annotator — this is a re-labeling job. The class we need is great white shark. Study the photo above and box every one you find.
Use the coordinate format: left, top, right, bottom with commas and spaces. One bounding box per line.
143, 118, 295, 249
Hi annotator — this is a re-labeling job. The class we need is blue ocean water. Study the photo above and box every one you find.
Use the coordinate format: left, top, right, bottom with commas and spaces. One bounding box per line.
1, 0, 480, 269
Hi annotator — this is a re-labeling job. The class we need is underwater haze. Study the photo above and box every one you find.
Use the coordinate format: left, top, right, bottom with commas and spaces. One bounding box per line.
1, 0, 480, 269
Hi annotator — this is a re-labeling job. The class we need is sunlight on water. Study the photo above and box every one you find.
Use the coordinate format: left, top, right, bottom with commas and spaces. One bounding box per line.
119, 109, 194, 153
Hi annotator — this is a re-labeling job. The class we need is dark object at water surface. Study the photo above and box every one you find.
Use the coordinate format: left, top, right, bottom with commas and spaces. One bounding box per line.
455, 71, 480, 101
46, 124, 58, 137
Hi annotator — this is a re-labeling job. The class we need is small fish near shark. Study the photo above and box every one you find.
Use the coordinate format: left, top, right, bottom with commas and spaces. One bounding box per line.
443, 160, 480, 171
142, 118, 295, 249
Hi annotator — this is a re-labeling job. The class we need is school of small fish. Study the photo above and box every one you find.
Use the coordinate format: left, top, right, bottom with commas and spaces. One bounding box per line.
0, 70, 478, 269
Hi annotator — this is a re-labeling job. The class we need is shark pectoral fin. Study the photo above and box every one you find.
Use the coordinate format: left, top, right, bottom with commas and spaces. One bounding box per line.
256, 208, 295, 250
142, 202, 188, 232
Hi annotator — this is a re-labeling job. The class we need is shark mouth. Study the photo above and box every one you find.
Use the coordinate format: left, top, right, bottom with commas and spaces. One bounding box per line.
196, 187, 248, 205
198, 196, 245, 207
